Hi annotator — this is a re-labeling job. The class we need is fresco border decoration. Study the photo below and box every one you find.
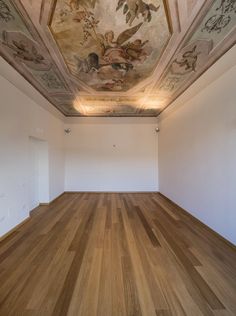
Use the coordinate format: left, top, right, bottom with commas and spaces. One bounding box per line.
153, 0, 236, 115
0, 0, 75, 116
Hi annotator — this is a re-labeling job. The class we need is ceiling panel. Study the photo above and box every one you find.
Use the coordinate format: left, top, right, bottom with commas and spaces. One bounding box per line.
0, 0, 235, 116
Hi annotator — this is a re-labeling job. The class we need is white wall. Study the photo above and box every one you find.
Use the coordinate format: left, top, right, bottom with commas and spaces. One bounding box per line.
158, 54, 236, 244
0, 73, 65, 237
64, 118, 158, 192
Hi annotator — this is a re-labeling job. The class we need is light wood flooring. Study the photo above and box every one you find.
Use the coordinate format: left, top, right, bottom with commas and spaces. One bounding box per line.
0, 193, 235, 315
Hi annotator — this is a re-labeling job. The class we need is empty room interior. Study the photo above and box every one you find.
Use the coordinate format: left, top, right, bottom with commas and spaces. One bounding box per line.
0, 0, 236, 315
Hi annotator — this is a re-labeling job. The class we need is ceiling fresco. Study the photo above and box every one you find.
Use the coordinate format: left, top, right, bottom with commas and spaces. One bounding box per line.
0, 0, 235, 117
50, 0, 171, 92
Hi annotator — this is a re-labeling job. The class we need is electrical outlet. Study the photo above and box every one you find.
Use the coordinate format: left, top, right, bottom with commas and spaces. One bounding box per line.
0, 216, 5, 223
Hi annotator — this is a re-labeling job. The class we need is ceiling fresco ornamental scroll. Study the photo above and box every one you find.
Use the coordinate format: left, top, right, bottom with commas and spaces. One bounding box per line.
0, 0, 236, 117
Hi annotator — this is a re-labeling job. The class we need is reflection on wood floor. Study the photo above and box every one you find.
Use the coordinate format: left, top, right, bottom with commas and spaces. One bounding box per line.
0, 193, 235, 315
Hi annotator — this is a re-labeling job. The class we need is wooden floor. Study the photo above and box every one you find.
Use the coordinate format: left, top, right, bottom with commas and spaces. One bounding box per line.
0, 193, 235, 316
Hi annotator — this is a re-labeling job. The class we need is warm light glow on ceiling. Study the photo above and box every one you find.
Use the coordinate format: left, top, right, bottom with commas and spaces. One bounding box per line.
139, 97, 162, 109
73, 96, 164, 116
73, 99, 86, 115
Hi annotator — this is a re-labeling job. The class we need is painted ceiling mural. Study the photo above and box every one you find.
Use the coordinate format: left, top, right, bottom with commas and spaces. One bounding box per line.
50, 0, 171, 92
0, 0, 235, 116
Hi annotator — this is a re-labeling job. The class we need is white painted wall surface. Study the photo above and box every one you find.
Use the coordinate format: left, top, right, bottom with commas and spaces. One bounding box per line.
158, 60, 236, 244
64, 118, 158, 192
0, 73, 65, 237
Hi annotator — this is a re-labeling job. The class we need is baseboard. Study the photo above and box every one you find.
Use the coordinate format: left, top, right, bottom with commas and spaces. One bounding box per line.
0, 192, 65, 239
49, 192, 66, 203
158, 192, 236, 251
64, 191, 159, 194
30, 192, 66, 217
0, 194, 66, 239
0, 217, 30, 243
38, 192, 66, 206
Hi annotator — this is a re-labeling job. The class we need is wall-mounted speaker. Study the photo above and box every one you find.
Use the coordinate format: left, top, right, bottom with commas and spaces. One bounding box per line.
64, 128, 71, 134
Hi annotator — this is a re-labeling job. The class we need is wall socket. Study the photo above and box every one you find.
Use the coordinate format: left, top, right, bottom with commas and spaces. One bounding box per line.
0, 216, 6, 223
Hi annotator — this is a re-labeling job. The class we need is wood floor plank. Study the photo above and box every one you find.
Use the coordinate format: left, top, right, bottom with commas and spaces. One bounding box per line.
118, 208, 142, 316
0, 193, 235, 316
135, 206, 161, 248
97, 223, 112, 316
129, 212, 169, 312
111, 217, 127, 315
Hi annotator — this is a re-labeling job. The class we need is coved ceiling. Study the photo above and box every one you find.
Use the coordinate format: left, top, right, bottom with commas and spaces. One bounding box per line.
0, 0, 235, 116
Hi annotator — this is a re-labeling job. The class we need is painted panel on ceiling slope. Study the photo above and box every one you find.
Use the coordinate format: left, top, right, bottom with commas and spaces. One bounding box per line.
0, 0, 74, 115
154, 0, 236, 107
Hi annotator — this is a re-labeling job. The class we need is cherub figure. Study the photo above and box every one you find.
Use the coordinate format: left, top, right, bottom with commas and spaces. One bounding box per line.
125, 39, 149, 62
116, 0, 160, 26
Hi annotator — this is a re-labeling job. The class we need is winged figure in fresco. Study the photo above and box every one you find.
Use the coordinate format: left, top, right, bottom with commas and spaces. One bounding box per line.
172, 45, 200, 73
116, 0, 160, 26
1, 31, 51, 71
75, 22, 149, 74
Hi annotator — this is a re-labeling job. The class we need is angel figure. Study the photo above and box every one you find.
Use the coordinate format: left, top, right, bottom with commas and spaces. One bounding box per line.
98, 22, 144, 64
75, 22, 149, 78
